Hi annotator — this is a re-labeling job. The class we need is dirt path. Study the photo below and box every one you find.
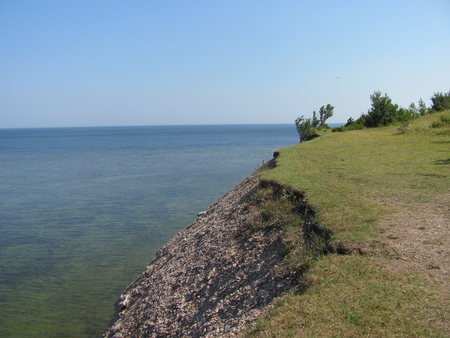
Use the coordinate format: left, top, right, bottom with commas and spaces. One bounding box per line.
378, 193, 450, 333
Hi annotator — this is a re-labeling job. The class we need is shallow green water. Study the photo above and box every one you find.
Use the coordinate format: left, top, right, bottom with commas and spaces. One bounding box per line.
0, 125, 297, 336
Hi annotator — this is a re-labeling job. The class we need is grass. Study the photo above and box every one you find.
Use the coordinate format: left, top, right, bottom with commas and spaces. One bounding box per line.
245, 182, 329, 273
247, 255, 447, 338
262, 110, 450, 244
244, 111, 450, 337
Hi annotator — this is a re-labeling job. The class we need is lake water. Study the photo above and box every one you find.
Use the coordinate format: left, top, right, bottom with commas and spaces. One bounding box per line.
0, 124, 298, 337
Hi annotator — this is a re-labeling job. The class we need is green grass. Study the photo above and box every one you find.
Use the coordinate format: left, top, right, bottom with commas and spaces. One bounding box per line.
263, 110, 450, 244
245, 183, 329, 272
245, 111, 450, 337
247, 255, 448, 338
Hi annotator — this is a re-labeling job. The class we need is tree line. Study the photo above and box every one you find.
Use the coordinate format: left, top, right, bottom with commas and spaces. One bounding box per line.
295, 90, 450, 142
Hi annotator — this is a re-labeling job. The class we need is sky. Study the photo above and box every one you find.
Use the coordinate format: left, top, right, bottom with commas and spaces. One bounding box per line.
1, 0, 449, 128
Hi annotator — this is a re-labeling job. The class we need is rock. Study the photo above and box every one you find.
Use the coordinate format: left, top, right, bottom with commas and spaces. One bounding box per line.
103, 172, 301, 338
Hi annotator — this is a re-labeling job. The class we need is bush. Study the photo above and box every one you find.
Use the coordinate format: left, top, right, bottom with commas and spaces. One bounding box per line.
365, 91, 400, 127
431, 121, 446, 128
398, 107, 420, 122
295, 104, 334, 142
295, 116, 318, 143
318, 123, 331, 131
441, 115, 450, 124
332, 126, 347, 132
344, 92, 420, 130
345, 116, 366, 130
418, 98, 428, 115
431, 115, 450, 128
430, 91, 450, 111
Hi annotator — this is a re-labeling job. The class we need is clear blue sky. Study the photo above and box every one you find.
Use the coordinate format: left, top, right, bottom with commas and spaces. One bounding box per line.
1, 0, 449, 128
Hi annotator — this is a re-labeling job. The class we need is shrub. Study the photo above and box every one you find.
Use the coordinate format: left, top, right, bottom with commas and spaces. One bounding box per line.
295, 104, 334, 142
431, 121, 446, 129
345, 116, 366, 130
345, 92, 419, 130
295, 116, 318, 143
365, 91, 400, 127
398, 107, 420, 122
418, 98, 428, 115
441, 115, 450, 124
431, 114, 450, 128
332, 126, 347, 132
397, 122, 410, 134
430, 91, 450, 111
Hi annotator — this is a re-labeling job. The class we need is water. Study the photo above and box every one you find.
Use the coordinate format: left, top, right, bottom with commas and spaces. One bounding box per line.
0, 124, 297, 337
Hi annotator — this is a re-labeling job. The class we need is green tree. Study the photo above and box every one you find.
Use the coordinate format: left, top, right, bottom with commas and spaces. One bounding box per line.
295, 116, 317, 143
409, 102, 418, 115
311, 111, 320, 128
430, 91, 450, 111
295, 103, 334, 141
319, 104, 334, 126
418, 98, 428, 115
365, 91, 399, 127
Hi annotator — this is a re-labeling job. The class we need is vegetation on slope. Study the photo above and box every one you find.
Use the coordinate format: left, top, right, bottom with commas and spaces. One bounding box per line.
245, 110, 450, 337
337, 90, 450, 132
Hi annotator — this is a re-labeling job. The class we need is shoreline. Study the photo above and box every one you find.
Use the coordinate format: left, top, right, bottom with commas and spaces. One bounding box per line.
103, 169, 305, 337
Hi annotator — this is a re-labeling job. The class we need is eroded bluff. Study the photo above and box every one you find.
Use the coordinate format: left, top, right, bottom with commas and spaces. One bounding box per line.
103, 172, 303, 338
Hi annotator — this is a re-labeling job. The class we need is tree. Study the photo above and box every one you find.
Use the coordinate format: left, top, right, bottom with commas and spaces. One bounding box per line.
295, 116, 317, 143
365, 91, 399, 127
409, 102, 418, 115
295, 102, 334, 142
311, 111, 320, 128
418, 98, 428, 115
319, 104, 334, 126
430, 91, 450, 111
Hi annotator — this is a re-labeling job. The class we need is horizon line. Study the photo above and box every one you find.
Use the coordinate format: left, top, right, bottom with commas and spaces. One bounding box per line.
1, 122, 345, 130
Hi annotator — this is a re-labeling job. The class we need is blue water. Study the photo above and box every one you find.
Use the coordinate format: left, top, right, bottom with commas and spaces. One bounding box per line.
0, 124, 297, 337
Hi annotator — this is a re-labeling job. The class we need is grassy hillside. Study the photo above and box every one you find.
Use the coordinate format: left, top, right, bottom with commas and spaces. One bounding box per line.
246, 111, 450, 337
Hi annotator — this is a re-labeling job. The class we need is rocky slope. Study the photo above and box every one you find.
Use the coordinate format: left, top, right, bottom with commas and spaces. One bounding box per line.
103, 170, 305, 337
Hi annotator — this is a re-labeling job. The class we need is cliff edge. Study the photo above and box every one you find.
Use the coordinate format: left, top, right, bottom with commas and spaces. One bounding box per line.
103, 171, 304, 338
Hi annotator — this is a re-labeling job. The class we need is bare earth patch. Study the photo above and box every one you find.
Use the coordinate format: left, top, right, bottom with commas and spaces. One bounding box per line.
377, 193, 450, 334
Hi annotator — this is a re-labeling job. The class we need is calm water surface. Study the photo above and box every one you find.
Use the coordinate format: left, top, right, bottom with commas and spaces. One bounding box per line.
0, 124, 297, 337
